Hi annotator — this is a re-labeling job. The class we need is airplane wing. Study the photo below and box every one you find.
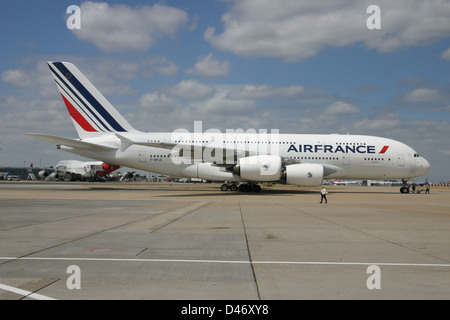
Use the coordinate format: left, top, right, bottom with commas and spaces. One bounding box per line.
26, 133, 117, 151
115, 134, 254, 164
139, 142, 256, 165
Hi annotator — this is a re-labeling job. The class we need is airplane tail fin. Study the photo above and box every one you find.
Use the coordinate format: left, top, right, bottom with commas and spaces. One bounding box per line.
47, 61, 135, 139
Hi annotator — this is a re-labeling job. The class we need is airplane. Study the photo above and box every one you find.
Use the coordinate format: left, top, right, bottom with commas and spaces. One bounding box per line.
27, 62, 431, 193
329, 179, 361, 186
38, 160, 120, 181
119, 171, 136, 182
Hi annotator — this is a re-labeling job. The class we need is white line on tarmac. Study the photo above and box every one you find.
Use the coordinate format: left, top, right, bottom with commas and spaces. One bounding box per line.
1, 256, 450, 268
0, 283, 56, 300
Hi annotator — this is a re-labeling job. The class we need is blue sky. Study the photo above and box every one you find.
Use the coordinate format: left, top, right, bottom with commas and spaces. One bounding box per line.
1, 0, 449, 182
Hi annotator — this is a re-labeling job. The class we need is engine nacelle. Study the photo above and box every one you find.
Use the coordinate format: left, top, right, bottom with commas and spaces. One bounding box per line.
285, 163, 324, 186
182, 163, 239, 181
38, 170, 49, 178
238, 155, 282, 182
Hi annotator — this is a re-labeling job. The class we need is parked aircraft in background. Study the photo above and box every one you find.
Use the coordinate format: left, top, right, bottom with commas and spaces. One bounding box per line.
329, 179, 360, 186
119, 171, 136, 182
27, 62, 431, 193
38, 160, 119, 181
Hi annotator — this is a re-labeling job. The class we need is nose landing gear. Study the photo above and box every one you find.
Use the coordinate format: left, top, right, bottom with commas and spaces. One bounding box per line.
400, 179, 410, 193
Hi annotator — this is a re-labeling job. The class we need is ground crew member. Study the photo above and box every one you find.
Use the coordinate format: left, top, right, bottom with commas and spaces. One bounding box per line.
320, 185, 328, 203
425, 183, 430, 194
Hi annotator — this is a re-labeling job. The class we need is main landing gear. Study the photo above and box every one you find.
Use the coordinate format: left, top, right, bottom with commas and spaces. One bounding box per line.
220, 183, 262, 192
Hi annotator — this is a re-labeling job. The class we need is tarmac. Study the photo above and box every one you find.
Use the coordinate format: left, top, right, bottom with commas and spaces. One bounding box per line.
0, 181, 449, 300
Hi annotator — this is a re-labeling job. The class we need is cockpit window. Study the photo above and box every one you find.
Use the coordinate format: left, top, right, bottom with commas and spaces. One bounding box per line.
414, 153, 420, 157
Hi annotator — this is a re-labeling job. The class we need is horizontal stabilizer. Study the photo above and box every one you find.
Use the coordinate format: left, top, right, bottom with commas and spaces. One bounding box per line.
26, 133, 117, 151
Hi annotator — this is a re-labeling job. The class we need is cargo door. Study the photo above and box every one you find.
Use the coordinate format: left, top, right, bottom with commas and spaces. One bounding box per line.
139, 151, 146, 163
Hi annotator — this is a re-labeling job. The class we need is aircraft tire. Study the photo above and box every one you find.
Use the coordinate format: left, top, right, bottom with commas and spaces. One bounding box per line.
239, 184, 249, 192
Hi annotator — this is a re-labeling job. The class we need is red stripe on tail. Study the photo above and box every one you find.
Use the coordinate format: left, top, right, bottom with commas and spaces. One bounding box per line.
61, 94, 97, 132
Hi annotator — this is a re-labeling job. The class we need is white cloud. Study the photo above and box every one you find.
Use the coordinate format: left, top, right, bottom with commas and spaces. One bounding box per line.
324, 101, 360, 115
137, 56, 180, 77
185, 53, 230, 78
2, 69, 30, 87
404, 88, 442, 103
139, 91, 177, 110
354, 117, 402, 131
440, 48, 450, 61
188, 93, 256, 115
1, 62, 61, 97
205, 0, 450, 62
167, 80, 214, 100
227, 84, 305, 100
73, 2, 189, 52
136, 81, 309, 126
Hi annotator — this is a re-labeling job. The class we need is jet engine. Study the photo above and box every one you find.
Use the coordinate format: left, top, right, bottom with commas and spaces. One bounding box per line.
237, 155, 282, 181
284, 163, 324, 186
38, 170, 49, 179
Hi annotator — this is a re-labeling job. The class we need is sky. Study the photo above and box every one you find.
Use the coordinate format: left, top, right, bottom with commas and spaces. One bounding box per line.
0, 0, 449, 182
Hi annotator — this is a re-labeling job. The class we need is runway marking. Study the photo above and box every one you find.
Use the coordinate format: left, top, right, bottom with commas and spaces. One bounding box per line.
1, 256, 450, 268
0, 283, 57, 300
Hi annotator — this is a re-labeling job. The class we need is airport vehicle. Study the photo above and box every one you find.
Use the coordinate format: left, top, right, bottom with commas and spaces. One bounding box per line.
27, 62, 431, 192
38, 160, 120, 181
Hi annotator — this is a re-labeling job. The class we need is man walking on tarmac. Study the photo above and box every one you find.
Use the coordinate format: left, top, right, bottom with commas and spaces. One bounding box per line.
320, 185, 328, 204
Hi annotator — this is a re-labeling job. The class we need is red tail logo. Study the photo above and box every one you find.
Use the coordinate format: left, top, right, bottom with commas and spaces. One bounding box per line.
379, 146, 389, 154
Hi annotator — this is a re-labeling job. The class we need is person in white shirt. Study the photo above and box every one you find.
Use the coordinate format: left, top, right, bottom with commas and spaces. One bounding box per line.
320, 186, 328, 204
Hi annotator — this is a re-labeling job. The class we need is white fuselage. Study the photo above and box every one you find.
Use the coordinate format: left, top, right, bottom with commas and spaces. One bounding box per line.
58, 131, 431, 183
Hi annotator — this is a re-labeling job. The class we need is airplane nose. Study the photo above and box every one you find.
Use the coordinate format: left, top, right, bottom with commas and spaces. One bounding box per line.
416, 157, 431, 176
